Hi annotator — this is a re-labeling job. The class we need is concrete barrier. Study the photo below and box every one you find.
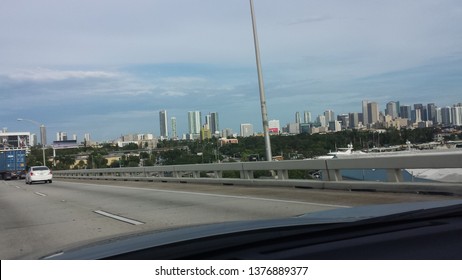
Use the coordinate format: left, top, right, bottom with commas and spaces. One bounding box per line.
54, 153, 462, 195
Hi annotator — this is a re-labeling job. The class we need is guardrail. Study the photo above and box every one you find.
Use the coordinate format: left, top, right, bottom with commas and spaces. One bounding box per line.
54, 153, 462, 195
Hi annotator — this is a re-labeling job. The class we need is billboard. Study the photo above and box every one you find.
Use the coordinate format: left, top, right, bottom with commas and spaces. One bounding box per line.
0, 132, 31, 149
268, 127, 279, 134
52, 140, 79, 149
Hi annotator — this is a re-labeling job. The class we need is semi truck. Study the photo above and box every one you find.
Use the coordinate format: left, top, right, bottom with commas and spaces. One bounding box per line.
0, 149, 27, 180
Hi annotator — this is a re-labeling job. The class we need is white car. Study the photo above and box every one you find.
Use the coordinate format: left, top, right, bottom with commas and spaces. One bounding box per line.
25, 166, 53, 184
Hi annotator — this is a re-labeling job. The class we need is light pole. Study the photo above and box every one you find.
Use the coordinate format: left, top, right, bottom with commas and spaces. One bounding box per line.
17, 118, 47, 166
249, 0, 272, 162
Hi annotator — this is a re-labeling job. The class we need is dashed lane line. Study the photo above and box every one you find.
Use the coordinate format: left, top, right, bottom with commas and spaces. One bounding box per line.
93, 210, 145, 225
34, 192, 47, 197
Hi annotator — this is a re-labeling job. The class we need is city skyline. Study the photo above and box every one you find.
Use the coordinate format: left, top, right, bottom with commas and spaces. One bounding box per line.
4, 98, 462, 144
1, 1, 462, 141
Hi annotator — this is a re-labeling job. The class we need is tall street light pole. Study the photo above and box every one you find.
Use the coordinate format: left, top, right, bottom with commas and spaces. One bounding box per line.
249, 0, 272, 162
17, 118, 47, 166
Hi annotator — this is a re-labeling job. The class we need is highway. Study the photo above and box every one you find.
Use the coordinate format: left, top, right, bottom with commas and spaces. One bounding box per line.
0, 178, 455, 259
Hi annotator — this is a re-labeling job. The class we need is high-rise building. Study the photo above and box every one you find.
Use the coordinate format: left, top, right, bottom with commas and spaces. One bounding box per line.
435, 107, 442, 124
386, 101, 399, 119
240, 123, 253, 137
400, 105, 411, 119
188, 111, 201, 135
56, 131, 67, 141
427, 103, 437, 123
171, 117, 177, 139
324, 110, 335, 123
413, 108, 422, 123
367, 102, 379, 125
209, 112, 219, 135
452, 104, 462, 125
222, 128, 234, 138
84, 133, 91, 145
337, 114, 349, 130
317, 115, 326, 127
287, 123, 300, 134
441, 106, 452, 125
40, 125, 47, 146
159, 110, 168, 138
328, 120, 341, 132
295, 112, 301, 124
303, 111, 311, 123
200, 126, 211, 140
348, 112, 359, 129
414, 104, 424, 121
362, 100, 369, 125
204, 114, 211, 130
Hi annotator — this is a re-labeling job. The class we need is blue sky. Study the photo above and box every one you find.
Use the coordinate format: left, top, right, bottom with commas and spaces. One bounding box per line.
1, 0, 461, 141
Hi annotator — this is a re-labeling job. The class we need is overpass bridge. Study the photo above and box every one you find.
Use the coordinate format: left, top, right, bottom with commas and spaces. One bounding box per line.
55, 152, 462, 196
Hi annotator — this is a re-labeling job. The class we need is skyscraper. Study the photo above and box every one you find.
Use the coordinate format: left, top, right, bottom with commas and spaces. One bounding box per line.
317, 115, 326, 127
303, 111, 311, 123
400, 105, 411, 119
159, 110, 168, 138
188, 111, 201, 135
171, 117, 177, 139
414, 104, 424, 121
324, 110, 335, 123
427, 103, 436, 123
295, 112, 301, 124
348, 112, 359, 129
386, 101, 399, 119
40, 125, 47, 146
452, 104, 462, 125
210, 112, 219, 135
362, 100, 369, 125
441, 106, 452, 125
367, 102, 379, 125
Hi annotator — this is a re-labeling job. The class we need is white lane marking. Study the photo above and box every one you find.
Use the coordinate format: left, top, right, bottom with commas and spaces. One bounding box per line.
93, 210, 145, 225
34, 192, 47, 197
15, 186, 21, 189
63, 181, 350, 209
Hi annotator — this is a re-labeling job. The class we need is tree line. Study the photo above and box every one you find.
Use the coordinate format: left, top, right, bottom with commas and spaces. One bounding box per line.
26, 127, 443, 170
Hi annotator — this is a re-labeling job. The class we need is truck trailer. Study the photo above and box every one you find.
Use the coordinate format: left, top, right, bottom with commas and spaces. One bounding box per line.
0, 149, 27, 180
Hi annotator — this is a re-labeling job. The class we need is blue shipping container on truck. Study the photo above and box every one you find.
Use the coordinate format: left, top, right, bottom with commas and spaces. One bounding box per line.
0, 149, 27, 180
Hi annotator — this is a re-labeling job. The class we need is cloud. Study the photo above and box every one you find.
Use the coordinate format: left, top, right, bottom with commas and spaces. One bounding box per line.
160, 91, 188, 97
287, 15, 331, 25
6, 68, 119, 82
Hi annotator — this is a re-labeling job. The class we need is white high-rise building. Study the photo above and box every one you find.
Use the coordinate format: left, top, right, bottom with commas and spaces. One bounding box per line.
452, 104, 462, 125
303, 111, 311, 123
56, 131, 67, 141
295, 112, 301, 124
240, 123, 254, 137
317, 115, 326, 127
324, 110, 335, 123
188, 111, 201, 135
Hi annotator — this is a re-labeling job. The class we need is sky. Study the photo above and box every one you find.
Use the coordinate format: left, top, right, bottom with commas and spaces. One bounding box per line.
1, 0, 461, 142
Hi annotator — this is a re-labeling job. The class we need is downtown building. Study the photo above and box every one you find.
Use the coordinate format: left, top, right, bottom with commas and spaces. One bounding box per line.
159, 110, 168, 139
187, 111, 201, 139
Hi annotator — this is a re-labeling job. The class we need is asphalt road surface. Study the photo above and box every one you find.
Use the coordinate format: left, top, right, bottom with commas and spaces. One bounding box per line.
0, 178, 455, 259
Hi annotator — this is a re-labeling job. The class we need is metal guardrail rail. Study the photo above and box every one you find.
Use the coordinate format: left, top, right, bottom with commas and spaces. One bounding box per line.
54, 153, 462, 195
